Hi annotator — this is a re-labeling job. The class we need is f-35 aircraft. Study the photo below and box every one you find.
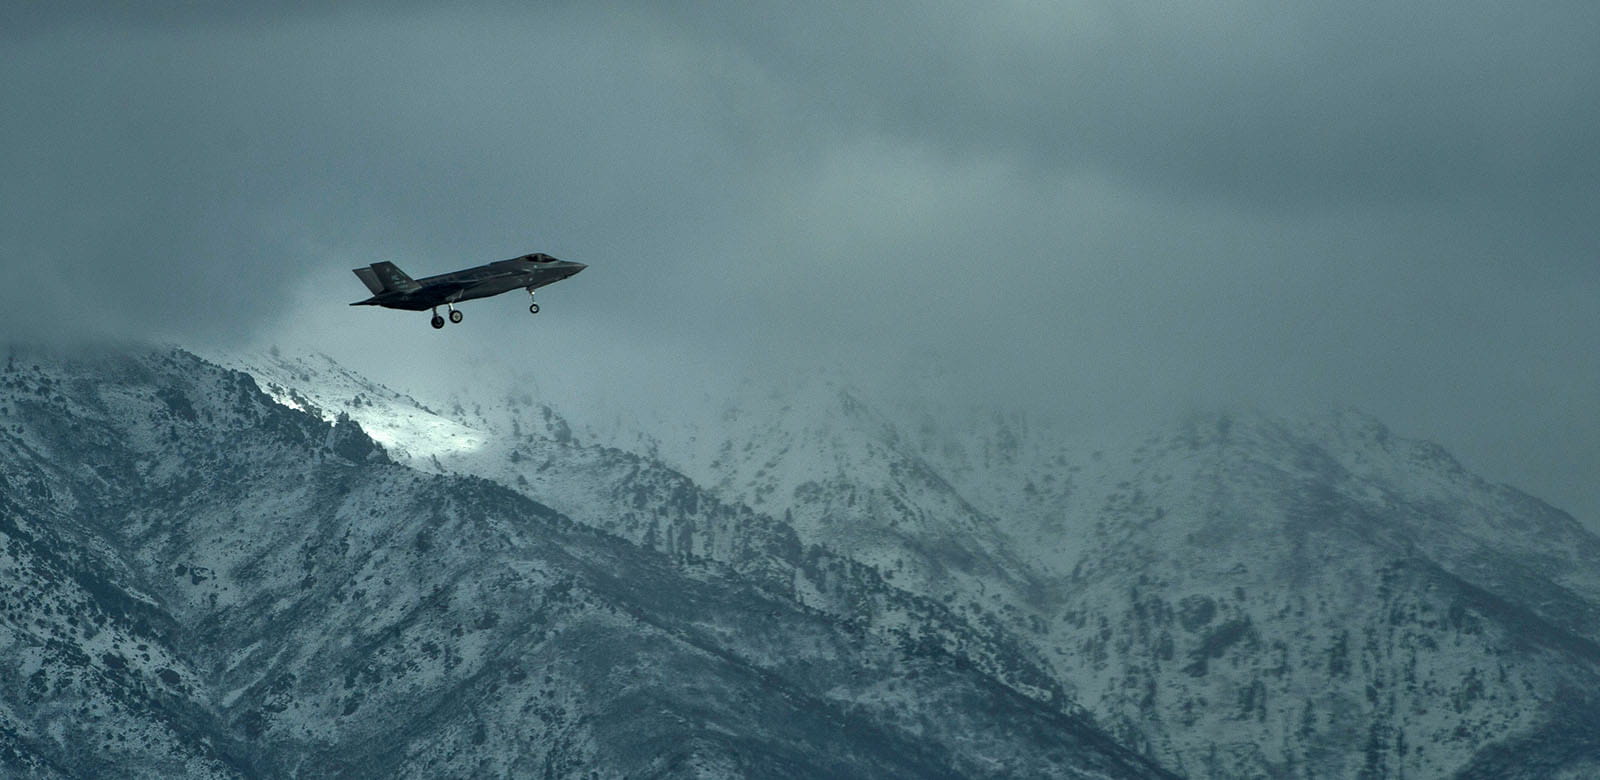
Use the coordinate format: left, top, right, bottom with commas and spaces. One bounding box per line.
351, 253, 586, 329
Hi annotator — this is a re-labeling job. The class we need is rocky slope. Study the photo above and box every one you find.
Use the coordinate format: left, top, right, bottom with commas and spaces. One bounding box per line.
0, 346, 1171, 778
218, 349, 1600, 777
673, 395, 1600, 778
225, 352, 1077, 711
1000, 411, 1600, 778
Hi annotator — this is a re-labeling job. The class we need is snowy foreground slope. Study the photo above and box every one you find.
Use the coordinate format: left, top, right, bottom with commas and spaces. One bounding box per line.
0, 346, 1168, 778
225, 349, 1600, 779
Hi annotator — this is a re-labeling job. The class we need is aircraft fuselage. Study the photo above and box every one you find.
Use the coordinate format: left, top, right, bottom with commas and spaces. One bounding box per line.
351, 254, 586, 312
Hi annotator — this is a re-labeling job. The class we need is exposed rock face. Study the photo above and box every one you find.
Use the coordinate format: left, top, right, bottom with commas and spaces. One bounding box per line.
0, 347, 1168, 779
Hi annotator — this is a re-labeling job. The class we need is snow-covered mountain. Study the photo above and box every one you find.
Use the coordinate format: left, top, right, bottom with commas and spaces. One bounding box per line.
232, 349, 1600, 778
643, 387, 1600, 778
0, 346, 1167, 778
219, 350, 1080, 720
7, 344, 1598, 777
997, 410, 1600, 777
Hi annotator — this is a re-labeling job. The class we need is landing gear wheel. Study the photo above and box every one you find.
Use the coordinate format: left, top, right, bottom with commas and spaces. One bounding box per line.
430, 315, 445, 329
529, 303, 541, 315
448, 309, 463, 324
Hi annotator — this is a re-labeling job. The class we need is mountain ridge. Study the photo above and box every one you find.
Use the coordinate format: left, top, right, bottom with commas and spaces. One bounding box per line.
7, 342, 1599, 776
0, 344, 1170, 778
223, 347, 1600, 778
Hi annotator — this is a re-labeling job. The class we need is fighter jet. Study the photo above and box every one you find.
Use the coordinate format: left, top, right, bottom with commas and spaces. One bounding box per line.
350, 252, 586, 329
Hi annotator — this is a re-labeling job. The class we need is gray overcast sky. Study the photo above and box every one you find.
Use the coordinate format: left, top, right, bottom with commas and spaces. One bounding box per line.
3, 2, 1597, 522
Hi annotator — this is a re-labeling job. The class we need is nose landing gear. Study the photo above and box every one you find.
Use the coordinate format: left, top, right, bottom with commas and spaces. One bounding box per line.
528, 288, 541, 315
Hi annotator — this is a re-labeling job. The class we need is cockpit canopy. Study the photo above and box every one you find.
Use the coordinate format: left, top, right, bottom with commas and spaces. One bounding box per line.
520, 253, 558, 263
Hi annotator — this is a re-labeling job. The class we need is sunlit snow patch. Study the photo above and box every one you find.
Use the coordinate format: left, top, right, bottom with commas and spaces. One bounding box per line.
212, 349, 490, 467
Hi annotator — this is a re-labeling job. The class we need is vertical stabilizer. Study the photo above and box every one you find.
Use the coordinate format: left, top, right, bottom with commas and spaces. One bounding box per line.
352, 266, 384, 295
353, 262, 420, 294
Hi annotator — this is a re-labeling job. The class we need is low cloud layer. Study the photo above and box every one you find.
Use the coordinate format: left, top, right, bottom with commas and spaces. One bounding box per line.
3, 3, 1596, 521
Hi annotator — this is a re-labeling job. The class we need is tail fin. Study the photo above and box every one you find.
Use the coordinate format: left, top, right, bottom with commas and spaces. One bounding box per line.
352, 267, 384, 295
352, 261, 419, 294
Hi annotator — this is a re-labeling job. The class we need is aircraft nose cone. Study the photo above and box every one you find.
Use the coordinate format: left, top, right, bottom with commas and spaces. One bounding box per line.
566, 261, 587, 276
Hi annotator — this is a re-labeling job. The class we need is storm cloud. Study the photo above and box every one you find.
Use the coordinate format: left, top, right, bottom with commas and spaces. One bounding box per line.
3, 2, 1596, 521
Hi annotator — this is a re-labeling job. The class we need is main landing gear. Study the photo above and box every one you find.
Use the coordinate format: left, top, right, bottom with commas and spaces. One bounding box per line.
430, 304, 464, 329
